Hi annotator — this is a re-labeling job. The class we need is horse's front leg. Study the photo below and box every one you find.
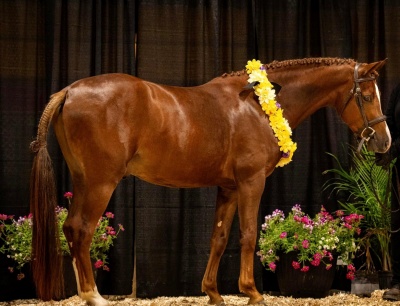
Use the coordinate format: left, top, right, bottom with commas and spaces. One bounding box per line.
202, 187, 238, 305
237, 175, 266, 305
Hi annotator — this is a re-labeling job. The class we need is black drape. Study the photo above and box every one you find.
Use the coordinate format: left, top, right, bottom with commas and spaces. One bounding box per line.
2, 0, 400, 300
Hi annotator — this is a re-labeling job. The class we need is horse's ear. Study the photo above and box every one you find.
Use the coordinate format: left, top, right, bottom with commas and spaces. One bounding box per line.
361, 58, 388, 76
271, 82, 282, 95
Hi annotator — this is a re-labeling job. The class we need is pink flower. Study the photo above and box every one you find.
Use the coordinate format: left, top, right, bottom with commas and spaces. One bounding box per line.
103, 265, 110, 272
268, 262, 277, 271
118, 224, 125, 231
294, 215, 302, 222
336, 210, 344, 217
94, 260, 103, 269
64, 192, 73, 199
302, 240, 310, 249
344, 223, 352, 229
311, 259, 320, 267
292, 261, 300, 269
301, 216, 311, 225
346, 271, 355, 280
279, 232, 287, 239
300, 266, 309, 272
313, 253, 322, 260
0, 214, 7, 221
106, 226, 116, 235
105, 212, 114, 219
347, 264, 356, 272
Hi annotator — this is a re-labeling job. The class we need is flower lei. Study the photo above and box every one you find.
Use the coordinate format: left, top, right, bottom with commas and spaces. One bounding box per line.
245, 59, 297, 167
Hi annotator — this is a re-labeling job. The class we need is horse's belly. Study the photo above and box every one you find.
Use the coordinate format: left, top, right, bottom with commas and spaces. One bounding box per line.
126, 154, 231, 188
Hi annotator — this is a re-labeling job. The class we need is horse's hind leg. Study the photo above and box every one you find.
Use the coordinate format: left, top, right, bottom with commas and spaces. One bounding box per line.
202, 187, 238, 305
63, 182, 116, 306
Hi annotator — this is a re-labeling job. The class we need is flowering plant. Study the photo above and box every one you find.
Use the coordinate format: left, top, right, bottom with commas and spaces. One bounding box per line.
246, 59, 297, 167
257, 204, 363, 280
0, 192, 124, 279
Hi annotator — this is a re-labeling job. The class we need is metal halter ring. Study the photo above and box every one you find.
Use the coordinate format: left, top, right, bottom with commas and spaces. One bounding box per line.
357, 126, 377, 152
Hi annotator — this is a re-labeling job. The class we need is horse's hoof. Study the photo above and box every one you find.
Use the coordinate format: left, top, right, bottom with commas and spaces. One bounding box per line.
208, 299, 226, 306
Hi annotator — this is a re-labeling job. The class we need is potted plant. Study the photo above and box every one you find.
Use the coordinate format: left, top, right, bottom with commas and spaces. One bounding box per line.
323, 145, 394, 290
257, 204, 363, 297
0, 192, 124, 281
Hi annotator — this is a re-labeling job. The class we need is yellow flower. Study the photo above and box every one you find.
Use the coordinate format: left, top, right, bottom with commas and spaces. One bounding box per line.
248, 69, 267, 84
246, 59, 262, 74
246, 59, 297, 167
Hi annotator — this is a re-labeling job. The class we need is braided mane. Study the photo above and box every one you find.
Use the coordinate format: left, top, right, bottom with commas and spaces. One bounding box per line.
264, 57, 354, 69
221, 58, 355, 78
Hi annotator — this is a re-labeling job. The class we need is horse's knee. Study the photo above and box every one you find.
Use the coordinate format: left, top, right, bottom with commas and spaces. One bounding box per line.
239, 229, 257, 251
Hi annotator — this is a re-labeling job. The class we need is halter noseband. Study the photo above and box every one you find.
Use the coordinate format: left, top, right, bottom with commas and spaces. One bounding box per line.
341, 63, 387, 152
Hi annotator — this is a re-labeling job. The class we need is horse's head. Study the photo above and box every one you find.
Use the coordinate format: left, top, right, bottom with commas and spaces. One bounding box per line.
339, 59, 390, 153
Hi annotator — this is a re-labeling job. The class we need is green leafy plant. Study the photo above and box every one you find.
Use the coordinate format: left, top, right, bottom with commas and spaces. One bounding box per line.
0, 192, 124, 279
258, 204, 363, 280
323, 145, 394, 272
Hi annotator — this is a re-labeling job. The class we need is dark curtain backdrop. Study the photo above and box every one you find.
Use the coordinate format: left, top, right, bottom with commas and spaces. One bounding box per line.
1, 0, 400, 300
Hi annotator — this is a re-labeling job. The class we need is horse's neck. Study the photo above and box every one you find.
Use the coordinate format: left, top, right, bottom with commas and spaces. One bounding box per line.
269, 66, 351, 129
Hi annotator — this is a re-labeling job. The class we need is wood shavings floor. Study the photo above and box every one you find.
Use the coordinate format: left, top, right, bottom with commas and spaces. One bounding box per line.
1, 291, 400, 305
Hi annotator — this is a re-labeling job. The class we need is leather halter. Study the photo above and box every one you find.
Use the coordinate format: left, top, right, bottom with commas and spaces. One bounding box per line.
340, 63, 387, 152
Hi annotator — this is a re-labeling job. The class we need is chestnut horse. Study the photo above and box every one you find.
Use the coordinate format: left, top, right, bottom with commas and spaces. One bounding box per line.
29, 58, 389, 305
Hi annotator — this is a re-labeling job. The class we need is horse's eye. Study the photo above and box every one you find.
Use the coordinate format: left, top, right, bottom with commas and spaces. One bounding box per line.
363, 95, 372, 102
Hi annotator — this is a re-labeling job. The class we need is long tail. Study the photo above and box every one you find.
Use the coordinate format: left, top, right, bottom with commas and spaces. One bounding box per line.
29, 90, 67, 300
